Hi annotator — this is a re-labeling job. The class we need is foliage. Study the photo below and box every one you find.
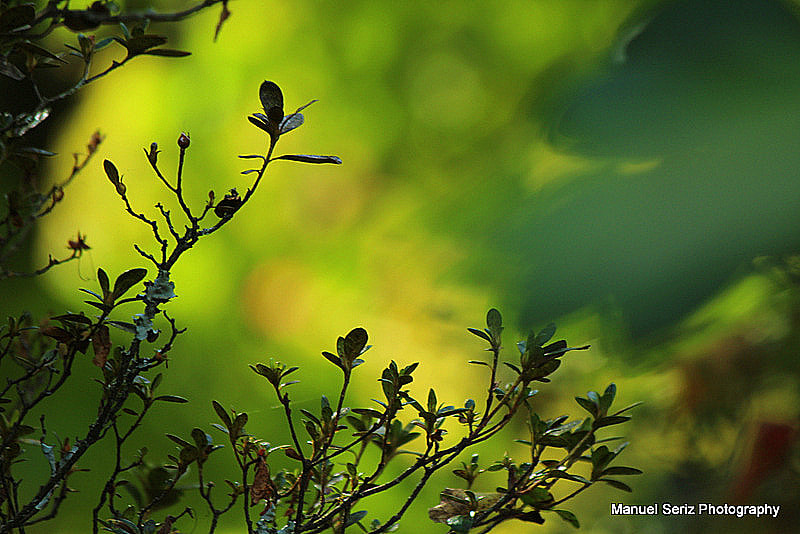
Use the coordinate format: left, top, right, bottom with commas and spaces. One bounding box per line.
0, 0, 230, 279
0, 3, 639, 533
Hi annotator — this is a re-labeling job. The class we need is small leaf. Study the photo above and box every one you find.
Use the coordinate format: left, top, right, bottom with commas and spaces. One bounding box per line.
599, 383, 617, 414
344, 510, 368, 527
467, 327, 492, 343
40, 325, 71, 342
123, 34, 168, 56
321, 350, 343, 369
486, 308, 502, 330
112, 268, 147, 300
546, 471, 591, 484
535, 323, 556, 346
593, 415, 631, 429
191, 428, 211, 448
285, 448, 303, 461
97, 268, 110, 298
165, 434, 191, 448
602, 466, 642, 476
79, 288, 102, 301
248, 115, 270, 133
154, 395, 189, 403
103, 159, 120, 184
554, 509, 580, 529
520, 487, 554, 506
52, 313, 92, 325
19, 41, 67, 63
612, 402, 643, 416
343, 327, 368, 360
279, 113, 304, 134
232, 413, 248, 437
273, 154, 342, 165
575, 397, 596, 416
141, 48, 191, 57
427, 388, 437, 413
259, 81, 284, 113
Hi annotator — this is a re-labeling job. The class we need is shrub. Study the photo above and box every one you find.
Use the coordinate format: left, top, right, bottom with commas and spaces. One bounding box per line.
0, 3, 639, 533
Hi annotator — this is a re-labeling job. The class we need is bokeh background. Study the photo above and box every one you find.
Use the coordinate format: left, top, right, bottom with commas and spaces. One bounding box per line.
4, 0, 800, 532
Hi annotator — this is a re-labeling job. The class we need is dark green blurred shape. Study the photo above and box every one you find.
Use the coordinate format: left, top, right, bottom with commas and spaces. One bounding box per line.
478, 0, 800, 337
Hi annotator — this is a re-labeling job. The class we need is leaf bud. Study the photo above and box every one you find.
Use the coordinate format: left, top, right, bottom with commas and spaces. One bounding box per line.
177, 132, 190, 149
147, 142, 159, 164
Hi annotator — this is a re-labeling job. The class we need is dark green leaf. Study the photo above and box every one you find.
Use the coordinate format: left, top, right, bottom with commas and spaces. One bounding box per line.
344, 510, 368, 527
191, 428, 210, 448
612, 402, 643, 416
97, 268, 110, 298
79, 287, 103, 300
103, 159, 120, 184
427, 388, 437, 413
279, 113, 304, 134
602, 466, 642, 476
154, 395, 188, 404
467, 327, 492, 343
321, 350, 342, 369
123, 34, 168, 55
519, 487, 554, 506
285, 448, 303, 460
273, 154, 342, 165
141, 48, 191, 57
232, 413, 248, 437
165, 434, 191, 448
546, 471, 591, 484
259, 81, 283, 113
248, 115, 270, 133
112, 268, 147, 300
95, 37, 115, 50
300, 409, 320, 425
554, 509, 580, 528
593, 415, 631, 429
575, 396, 596, 416
536, 323, 556, 346
599, 383, 616, 414
343, 327, 368, 360
19, 41, 67, 63
52, 313, 92, 325
486, 308, 502, 330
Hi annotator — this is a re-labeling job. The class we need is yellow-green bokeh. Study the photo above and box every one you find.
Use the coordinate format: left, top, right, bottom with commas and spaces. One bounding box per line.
11, 0, 800, 532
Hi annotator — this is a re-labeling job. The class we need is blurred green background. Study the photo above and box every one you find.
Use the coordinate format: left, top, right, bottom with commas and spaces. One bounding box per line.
5, 0, 800, 532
